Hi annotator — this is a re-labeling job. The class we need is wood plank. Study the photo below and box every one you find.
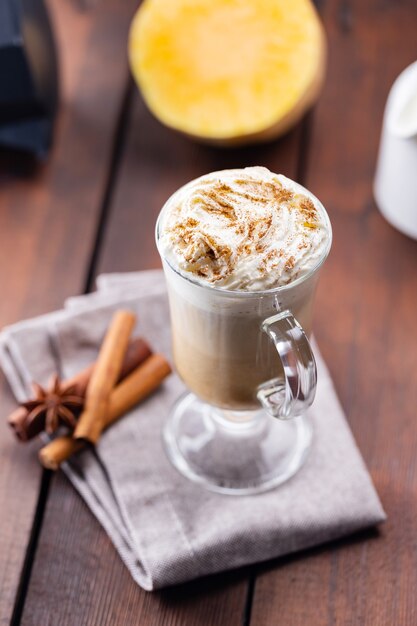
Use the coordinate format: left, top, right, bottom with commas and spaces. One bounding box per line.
21, 94, 306, 623
251, 0, 417, 624
0, 0, 135, 621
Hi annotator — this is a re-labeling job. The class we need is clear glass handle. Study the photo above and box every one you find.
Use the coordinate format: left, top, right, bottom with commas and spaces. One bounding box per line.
257, 310, 317, 419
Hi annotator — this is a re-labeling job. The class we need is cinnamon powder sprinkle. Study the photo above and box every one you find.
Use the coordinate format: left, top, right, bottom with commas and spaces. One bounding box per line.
299, 198, 317, 221
285, 256, 296, 270
164, 172, 325, 286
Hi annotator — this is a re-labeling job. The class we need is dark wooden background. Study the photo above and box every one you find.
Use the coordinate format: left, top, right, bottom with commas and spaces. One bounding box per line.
1, 0, 417, 624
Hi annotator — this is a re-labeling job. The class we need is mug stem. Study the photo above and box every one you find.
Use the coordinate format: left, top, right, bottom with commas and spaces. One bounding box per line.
163, 392, 313, 495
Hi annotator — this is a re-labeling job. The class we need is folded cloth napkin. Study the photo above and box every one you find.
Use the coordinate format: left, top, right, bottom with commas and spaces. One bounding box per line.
0, 270, 386, 590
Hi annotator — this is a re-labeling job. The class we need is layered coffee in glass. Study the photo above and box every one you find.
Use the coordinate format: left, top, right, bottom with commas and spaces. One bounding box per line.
156, 167, 332, 494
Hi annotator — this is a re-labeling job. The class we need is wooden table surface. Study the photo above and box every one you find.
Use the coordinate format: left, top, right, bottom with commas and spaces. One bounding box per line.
1, 0, 417, 624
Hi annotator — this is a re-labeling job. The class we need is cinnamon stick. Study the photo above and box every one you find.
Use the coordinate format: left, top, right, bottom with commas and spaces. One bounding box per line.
7, 407, 37, 442
8, 337, 151, 441
74, 310, 136, 443
39, 354, 172, 469
39, 437, 84, 470
65, 336, 151, 397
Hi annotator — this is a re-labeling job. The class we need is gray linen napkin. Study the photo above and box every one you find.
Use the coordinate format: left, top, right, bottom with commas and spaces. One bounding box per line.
0, 270, 386, 590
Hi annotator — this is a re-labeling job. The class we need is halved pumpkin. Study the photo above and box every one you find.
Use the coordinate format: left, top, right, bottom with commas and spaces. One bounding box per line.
129, 0, 326, 146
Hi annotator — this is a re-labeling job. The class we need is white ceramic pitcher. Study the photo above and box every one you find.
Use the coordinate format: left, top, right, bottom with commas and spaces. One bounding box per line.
374, 60, 417, 239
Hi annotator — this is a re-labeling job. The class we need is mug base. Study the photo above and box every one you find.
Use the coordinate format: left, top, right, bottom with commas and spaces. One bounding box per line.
163, 392, 313, 496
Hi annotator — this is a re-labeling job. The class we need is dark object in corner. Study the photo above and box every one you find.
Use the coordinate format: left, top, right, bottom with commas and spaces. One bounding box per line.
0, 0, 59, 157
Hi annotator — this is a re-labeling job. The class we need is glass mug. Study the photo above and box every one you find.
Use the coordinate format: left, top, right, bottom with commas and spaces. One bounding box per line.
156, 179, 332, 495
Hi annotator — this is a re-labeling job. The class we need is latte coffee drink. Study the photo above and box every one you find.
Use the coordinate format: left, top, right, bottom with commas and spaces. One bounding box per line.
156, 167, 331, 411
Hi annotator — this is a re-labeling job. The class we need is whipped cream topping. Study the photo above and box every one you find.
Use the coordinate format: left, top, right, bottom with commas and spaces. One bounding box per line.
158, 167, 330, 291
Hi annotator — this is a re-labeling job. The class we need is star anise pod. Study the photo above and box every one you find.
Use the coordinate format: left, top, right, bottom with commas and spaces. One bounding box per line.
22, 374, 84, 434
